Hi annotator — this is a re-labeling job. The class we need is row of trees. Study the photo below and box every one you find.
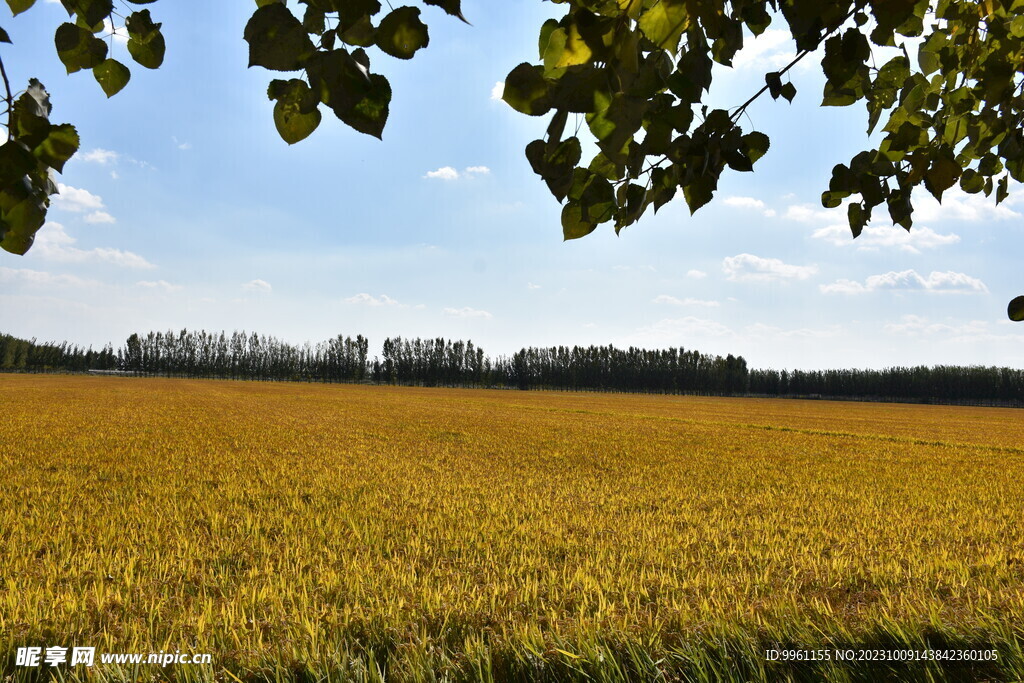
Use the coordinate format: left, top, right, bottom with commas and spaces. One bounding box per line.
0, 333, 117, 373
2, 329, 1023, 405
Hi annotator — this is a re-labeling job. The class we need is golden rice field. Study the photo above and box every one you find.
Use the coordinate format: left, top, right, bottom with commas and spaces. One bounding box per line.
2, 374, 1024, 682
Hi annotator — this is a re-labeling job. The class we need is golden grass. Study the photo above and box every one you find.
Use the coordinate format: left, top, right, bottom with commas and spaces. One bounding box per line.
1, 375, 1023, 681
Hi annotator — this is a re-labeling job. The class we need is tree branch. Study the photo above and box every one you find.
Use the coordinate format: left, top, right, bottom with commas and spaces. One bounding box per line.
0, 51, 12, 142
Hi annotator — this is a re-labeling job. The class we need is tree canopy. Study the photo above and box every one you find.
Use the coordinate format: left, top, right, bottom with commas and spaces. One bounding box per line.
0, 0, 1021, 319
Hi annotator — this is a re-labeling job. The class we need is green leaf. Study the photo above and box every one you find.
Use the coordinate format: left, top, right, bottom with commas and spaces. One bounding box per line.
376, 7, 429, 60
339, 15, 376, 48
847, 201, 865, 238
125, 9, 161, 42
423, 0, 468, 24
93, 58, 130, 97
127, 31, 164, 69
0, 142, 38, 187
637, 0, 687, 53
54, 22, 108, 73
683, 174, 716, 214
0, 26, 11, 43
502, 63, 551, 117
1008, 296, 1024, 322
561, 202, 596, 240
923, 154, 960, 201
32, 123, 79, 173
65, 0, 113, 32
959, 168, 984, 194
780, 82, 796, 103
741, 131, 770, 164
2, 195, 46, 244
306, 49, 391, 139
269, 79, 322, 144
244, 4, 315, 71
765, 72, 782, 99
5, 0, 35, 16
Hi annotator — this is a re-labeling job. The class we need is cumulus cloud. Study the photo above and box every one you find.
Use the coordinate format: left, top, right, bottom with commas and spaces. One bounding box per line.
491, 81, 504, 100
79, 148, 119, 164
686, 269, 708, 279
812, 223, 959, 254
52, 184, 105, 213
527, 282, 542, 290
723, 195, 776, 217
784, 203, 841, 224
652, 295, 720, 307
344, 293, 401, 306
914, 187, 1021, 222
137, 280, 182, 292
731, 29, 798, 69
722, 253, 818, 283
820, 270, 988, 295
242, 279, 272, 293
443, 306, 493, 319
84, 211, 116, 224
425, 166, 460, 181
33, 222, 155, 269
424, 166, 490, 181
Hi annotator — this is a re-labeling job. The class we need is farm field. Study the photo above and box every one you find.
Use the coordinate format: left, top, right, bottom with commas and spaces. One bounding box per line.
2, 375, 1024, 682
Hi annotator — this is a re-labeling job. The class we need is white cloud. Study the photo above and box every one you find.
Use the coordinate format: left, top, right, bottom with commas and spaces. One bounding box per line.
425, 166, 460, 181
784, 203, 840, 224
33, 222, 155, 269
443, 306, 493, 319
424, 166, 490, 180
820, 270, 988, 295
52, 184, 104, 213
724, 195, 776, 217
137, 280, 182, 293
722, 253, 818, 283
686, 269, 708, 280
84, 211, 116, 225
490, 81, 504, 100
732, 29, 798, 70
172, 136, 192, 151
0, 266, 99, 289
812, 223, 959, 254
79, 148, 119, 164
344, 293, 401, 306
527, 282, 542, 290
884, 315, 989, 337
724, 196, 764, 210
242, 279, 272, 293
914, 188, 1021, 223
653, 295, 720, 307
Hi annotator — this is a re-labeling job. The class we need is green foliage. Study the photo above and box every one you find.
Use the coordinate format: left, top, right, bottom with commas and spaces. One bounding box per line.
0, 80, 77, 255
1, 0, 1022, 318
1010, 296, 1024, 322
498, 0, 1024, 317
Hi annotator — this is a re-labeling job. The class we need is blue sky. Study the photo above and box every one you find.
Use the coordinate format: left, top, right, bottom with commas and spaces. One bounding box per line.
1, 0, 1022, 370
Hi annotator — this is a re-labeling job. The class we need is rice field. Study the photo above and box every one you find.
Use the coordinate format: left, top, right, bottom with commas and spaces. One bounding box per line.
1, 374, 1023, 682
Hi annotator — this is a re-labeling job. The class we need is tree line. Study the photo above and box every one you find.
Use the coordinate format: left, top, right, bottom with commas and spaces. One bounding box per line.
1, 329, 1022, 406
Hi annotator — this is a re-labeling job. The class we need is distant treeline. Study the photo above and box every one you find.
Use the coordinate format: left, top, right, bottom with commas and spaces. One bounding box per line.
2, 329, 1022, 405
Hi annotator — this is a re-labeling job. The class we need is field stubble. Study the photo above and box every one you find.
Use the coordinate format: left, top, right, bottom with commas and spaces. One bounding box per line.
1, 375, 1023, 681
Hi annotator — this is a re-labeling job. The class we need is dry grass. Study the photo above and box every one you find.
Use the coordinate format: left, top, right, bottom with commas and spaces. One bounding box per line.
1, 375, 1023, 682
